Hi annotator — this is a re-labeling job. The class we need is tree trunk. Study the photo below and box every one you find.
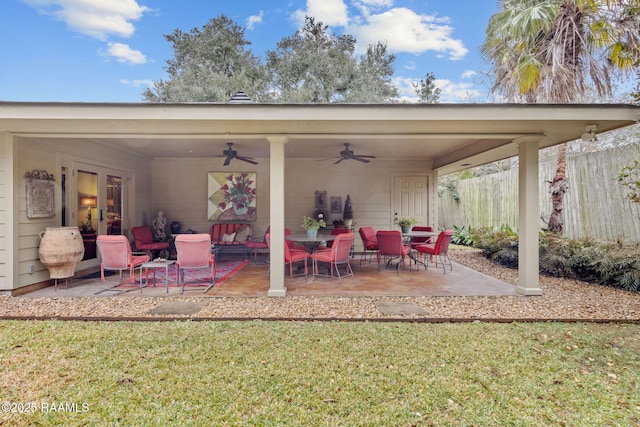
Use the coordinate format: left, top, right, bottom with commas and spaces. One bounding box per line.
548, 143, 568, 234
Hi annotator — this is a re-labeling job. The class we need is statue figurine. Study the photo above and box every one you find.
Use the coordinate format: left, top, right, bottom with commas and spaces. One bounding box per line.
152, 210, 167, 241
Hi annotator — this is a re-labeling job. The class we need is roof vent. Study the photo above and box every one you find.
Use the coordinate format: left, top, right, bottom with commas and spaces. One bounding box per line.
228, 90, 252, 104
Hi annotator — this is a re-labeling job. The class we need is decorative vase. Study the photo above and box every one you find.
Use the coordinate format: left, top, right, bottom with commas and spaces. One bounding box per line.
38, 226, 85, 279
233, 204, 249, 216
401, 226, 410, 233
306, 228, 318, 238
170, 221, 181, 234
344, 218, 353, 228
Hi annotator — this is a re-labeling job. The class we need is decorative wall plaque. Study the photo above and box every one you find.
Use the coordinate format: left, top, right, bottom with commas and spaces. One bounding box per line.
25, 170, 55, 219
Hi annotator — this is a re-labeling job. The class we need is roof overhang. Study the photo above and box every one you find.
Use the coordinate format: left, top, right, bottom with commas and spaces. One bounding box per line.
1, 102, 638, 174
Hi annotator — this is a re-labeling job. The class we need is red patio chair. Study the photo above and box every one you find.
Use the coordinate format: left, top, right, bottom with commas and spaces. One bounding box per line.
245, 226, 270, 262
175, 234, 216, 294
415, 230, 454, 274
410, 225, 434, 249
310, 232, 355, 279
95, 235, 149, 293
266, 233, 308, 277
358, 226, 379, 264
376, 230, 412, 274
131, 225, 170, 259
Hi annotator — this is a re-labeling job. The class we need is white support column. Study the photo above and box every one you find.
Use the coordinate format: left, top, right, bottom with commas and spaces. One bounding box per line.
266, 135, 288, 297
517, 138, 543, 295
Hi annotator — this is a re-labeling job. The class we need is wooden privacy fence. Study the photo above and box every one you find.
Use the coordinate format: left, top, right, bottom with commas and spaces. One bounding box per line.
438, 143, 640, 242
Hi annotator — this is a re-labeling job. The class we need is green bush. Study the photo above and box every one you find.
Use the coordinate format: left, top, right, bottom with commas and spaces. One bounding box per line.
470, 227, 640, 292
451, 225, 475, 246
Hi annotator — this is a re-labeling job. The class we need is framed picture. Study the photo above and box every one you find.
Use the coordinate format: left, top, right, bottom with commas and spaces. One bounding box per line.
315, 190, 327, 210
25, 170, 55, 219
208, 172, 257, 221
330, 196, 342, 213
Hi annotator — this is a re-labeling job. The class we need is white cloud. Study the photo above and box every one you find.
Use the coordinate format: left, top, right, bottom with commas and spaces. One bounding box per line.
461, 70, 477, 79
120, 78, 153, 88
292, 0, 349, 26
349, 8, 467, 60
247, 11, 264, 30
23, 0, 149, 40
103, 42, 146, 64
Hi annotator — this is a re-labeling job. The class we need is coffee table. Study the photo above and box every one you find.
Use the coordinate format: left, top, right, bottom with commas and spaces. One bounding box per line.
140, 260, 176, 293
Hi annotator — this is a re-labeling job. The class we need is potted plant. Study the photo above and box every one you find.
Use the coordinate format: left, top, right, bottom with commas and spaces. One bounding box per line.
302, 214, 326, 238
343, 194, 353, 227
394, 217, 417, 233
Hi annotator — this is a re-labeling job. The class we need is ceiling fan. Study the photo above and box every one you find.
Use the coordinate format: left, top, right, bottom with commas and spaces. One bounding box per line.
322, 143, 376, 164
214, 143, 258, 166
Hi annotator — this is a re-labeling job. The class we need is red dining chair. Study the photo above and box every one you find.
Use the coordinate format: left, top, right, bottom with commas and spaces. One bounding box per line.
175, 234, 216, 294
310, 232, 355, 279
95, 235, 149, 293
358, 226, 379, 264
410, 225, 434, 250
415, 230, 454, 274
131, 225, 170, 259
245, 226, 270, 262
266, 233, 308, 277
376, 230, 412, 274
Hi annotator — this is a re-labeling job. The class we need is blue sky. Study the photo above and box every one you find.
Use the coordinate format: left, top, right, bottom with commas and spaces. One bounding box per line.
0, 0, 499, 103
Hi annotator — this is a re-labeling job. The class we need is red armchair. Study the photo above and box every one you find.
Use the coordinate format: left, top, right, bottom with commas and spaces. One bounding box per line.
131, 225, 170, 259
95, 235, 149, 293
266, 233, 308, 277
376, 230, 412, 274
358, 226, 379, 264
310, 232, 355, 279
415, 230, 454, 274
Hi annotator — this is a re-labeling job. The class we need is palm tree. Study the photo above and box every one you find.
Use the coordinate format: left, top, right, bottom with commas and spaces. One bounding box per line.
481, 0, 640, 233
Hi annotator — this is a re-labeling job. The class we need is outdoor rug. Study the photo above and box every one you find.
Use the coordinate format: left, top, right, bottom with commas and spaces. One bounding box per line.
113, 260, 248, 291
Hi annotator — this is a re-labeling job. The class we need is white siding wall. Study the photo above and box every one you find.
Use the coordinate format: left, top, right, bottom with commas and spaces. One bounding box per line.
151, 156, 433, 253
11, 138, 152, 292
0, 133, 14, 292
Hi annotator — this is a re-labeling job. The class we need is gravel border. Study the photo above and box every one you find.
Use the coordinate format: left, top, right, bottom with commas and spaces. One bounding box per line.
1, 250, 639, 322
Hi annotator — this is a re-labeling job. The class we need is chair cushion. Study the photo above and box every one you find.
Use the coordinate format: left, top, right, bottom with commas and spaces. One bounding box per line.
235, 226, 251, 242
221, 232, 236, 243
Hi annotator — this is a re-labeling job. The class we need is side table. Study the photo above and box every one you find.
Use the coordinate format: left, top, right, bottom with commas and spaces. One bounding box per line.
140, 260, 176, 293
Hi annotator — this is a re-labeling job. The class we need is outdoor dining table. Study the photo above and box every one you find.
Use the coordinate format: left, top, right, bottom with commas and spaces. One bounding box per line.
401, 230, 439, 269
285, 234, 328, 253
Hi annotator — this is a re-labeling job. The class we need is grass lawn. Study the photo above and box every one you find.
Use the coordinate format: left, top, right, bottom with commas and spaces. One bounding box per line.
1, 320, 639, 426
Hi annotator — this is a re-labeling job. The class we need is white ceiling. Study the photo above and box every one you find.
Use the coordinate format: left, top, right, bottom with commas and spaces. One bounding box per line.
2, 102, 638, 174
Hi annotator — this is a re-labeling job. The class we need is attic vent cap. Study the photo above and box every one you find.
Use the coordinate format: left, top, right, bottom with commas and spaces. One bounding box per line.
228, 90, 252, 104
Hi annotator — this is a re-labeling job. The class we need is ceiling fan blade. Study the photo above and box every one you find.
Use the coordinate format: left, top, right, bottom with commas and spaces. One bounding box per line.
334, 158, 345, 164
236, 156, 259, 165
223, 156, 232, 166
352, 156, 371, 163
356, 155, 376, 158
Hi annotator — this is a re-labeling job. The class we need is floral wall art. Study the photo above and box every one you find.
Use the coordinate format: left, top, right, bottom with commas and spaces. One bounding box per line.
207, 172, 257, 221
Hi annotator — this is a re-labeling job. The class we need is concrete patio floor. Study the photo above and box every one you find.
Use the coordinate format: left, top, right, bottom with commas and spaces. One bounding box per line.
23, 255, 517, 298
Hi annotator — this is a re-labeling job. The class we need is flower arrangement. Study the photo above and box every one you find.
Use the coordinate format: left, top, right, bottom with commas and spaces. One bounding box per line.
394, 217, 417, 227
302, 214, 326, 230
218, 173, 256, 215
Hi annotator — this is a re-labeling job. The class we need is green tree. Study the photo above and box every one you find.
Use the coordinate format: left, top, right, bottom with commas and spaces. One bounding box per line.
143, 15, 268, 102
481, 0, 640, 233
412, 72, 441, 103
266, 16, 398, 103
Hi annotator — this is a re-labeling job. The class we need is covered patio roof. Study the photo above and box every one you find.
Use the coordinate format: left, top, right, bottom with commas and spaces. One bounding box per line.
1, 101, 638, 296
1, 102, 637, 174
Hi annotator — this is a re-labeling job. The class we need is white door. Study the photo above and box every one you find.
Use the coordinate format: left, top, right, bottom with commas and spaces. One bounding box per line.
392, 175, 430, 227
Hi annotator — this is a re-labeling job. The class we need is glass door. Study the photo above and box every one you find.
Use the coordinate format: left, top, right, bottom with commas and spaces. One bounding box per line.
70, 163, 129, 264
78, 170, 98, 260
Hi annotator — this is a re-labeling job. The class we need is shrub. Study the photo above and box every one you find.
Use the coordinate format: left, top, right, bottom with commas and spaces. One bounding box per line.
475, 228, 640, 292
451, 225, 475, 246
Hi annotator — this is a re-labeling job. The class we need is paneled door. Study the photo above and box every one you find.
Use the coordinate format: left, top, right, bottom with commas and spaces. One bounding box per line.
392, 175, 430, 227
